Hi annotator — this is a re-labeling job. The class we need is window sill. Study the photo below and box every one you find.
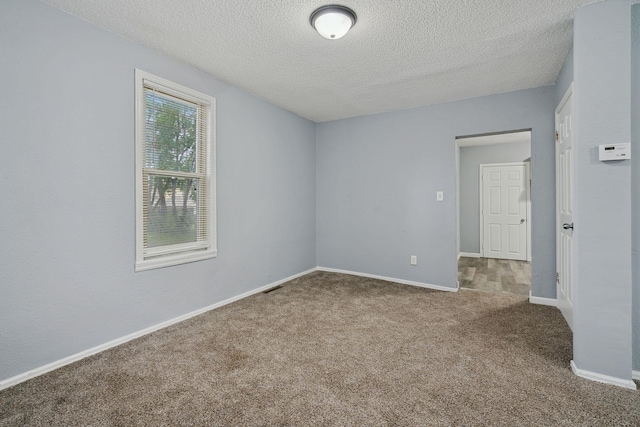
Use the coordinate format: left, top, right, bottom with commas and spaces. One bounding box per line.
135, 249, 217, 272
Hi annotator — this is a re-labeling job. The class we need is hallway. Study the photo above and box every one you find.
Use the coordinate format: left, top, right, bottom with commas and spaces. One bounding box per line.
458, 256, 531, 296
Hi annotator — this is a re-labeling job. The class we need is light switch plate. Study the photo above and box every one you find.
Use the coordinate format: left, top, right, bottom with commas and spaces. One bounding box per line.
436, 191, 444, 201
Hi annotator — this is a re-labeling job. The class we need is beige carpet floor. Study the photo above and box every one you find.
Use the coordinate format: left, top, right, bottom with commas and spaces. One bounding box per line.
1, 271, 639, 426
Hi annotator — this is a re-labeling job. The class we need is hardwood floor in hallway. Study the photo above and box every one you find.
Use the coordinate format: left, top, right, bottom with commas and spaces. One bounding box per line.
457, 256, 531, 296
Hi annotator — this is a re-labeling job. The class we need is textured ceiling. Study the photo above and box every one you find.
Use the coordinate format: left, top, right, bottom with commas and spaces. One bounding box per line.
41, 0, 616, 122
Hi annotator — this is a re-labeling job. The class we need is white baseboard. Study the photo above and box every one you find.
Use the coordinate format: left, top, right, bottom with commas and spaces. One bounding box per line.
0, 268, 316, 392
570, 360, 637, 390
528, 293, 558, 307
633, 370, 640, 381
458, 252, 481, 259
316, 267, 458, 293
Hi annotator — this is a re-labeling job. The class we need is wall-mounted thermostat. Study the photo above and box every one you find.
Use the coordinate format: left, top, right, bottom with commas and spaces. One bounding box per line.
599, 143, 630, 161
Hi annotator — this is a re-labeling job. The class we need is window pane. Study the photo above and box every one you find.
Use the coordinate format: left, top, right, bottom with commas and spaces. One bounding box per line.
145, 90, 198, 173
144, 175, 200, 248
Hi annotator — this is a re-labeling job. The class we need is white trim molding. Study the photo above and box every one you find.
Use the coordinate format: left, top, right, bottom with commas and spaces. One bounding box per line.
317, 267, 458, 293
0, 268, 316, 392
528, 293, 558, 307
458, 252, 481, 259
570, 360, 637, 390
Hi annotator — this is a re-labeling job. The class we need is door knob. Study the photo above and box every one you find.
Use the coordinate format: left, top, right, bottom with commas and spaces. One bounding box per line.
520, 218, 525, 224
563, 223, 574, 230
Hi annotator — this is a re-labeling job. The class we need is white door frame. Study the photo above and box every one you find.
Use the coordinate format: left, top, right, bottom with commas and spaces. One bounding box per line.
479, 162, 531, 261
455, 142, 461, 259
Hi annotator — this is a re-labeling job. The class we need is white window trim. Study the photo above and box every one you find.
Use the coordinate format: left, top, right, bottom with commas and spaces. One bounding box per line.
135, 69, 217, 271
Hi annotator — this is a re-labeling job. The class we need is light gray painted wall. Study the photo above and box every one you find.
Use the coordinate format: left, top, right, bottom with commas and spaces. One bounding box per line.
459, 142, 531, 254
0, 0, 316, 382
556, 47, 574, 106
632, 3, 640, 373
572, 0, 633, 380
316, 87, 556, 296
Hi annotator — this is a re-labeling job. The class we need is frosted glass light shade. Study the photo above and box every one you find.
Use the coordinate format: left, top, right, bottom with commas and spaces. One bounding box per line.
310, 5, 357, 40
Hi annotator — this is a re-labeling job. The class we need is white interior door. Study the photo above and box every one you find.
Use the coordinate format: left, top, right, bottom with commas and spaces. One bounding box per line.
556, 84, 574, 330
481, 163, 528, 261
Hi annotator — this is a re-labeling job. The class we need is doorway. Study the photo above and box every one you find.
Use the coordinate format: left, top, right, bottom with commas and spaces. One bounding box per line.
455, 130, 532, 296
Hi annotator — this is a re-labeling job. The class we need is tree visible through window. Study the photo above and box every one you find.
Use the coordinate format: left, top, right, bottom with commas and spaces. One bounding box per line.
145, 90, 199, 247
135, 70, 216, 271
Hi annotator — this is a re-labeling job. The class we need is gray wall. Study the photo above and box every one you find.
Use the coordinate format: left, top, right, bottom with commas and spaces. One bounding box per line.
459, 142, 531, 255
555, 47, 574, 106
0, 0, 316, 382
632, 3, 640, 373
316, 87, 556, 296
572, 0, 633, 380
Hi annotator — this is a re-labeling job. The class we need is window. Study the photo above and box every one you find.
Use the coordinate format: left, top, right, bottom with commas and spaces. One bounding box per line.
135, 69, 216, 271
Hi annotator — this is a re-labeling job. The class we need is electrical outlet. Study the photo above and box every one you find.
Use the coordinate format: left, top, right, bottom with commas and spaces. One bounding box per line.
410, 255, 417, 265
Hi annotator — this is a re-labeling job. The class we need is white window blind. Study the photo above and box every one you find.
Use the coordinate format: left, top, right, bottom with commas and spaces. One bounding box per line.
135, 70, 216, 271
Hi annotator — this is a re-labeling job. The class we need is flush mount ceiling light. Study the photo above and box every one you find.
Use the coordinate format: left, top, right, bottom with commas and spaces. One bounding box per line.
310, 5, 357, 40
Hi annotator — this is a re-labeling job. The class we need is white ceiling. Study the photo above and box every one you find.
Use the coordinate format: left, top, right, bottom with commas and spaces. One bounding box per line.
41, 0, 615, 122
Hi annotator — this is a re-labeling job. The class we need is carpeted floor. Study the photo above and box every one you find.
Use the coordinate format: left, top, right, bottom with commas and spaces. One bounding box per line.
1, 271, 639, 426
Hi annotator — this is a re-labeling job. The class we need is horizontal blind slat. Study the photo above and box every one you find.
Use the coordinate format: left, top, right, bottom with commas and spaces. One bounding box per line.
143, 80, 211, 106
